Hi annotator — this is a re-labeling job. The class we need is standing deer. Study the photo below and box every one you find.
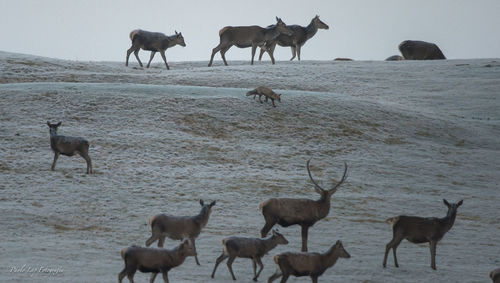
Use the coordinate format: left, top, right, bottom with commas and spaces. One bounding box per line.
211, 229, 289, 282
126, 29, 186, 69
383, 199, 463, 270
47, 121, 92, 174
259, 159, 348, 252
208, 17, 293, 67
267, 240, 350, 283
145, 199, 216, 265
259, 15, 329, 62
118, 239, 195, 283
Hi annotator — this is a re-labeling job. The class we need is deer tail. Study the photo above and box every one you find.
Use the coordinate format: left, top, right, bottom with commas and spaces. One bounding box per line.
120, 248, 127, 259
386, 216, 400, 227
129, 29, 140, 41
219, 27, 229, 36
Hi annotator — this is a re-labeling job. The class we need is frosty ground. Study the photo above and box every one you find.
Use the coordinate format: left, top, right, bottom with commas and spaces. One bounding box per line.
0, 51, 499, 282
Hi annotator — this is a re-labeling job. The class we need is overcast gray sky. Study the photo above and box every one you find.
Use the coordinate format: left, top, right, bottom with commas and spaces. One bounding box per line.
2, 0, 500, 62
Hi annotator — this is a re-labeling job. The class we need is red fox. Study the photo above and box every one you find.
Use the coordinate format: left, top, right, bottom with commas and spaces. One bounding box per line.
246, 86, 282, 107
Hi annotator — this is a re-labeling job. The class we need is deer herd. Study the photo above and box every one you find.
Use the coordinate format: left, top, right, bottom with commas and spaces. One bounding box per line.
41, 14, 491, 283
44, 121, 469, 282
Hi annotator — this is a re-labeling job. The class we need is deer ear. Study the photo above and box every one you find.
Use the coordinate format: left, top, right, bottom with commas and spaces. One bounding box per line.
200, 199, 204, 206
457, 199, 463, 206
47, 121, 51, 126
56, 122, 62, 127
175, 30, 178, 35
210, 200, 216, 207
443, 199, 450, 207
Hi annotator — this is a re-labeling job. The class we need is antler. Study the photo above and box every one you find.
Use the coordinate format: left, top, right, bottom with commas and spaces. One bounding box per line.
307, 159, 348, 193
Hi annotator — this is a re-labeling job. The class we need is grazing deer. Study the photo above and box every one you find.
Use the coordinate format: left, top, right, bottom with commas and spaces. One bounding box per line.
126, 29, 186, 69
118, 239, 195, 283
211, 229, 289, 282
47, 121, 92, 174
208, 17, 293, 67
259, 159, 348, 252
491, 268, 500, 283
246, 86, 282, 107
145, 199, 216, 265
383, 199, 464, 270
259, 15, 329, 62
267, 240, 350, 283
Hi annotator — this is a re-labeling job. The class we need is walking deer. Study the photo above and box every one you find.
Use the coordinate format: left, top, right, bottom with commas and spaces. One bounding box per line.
126, 29, 186, 69
259, 15, 329, 62
259, 159, 348, 252
383, 199, 463, 270
267, 240, 350, 283
208, 17, 293, 66
211, 229, 288, 282
118, 239, 195, 283
47, 121, 92, 174
146, 199, 216, 265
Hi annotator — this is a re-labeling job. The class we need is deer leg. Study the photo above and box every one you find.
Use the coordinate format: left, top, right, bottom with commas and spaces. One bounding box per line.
290, 46, 296, 61
310, 275, 318, 283
191, 238, 200, 265
149, 272, 158, 283
259, 95, 263, 103
133, 50, 143, 67
160, 51, 170, 70
126, 268, 136, 283
211, 252, 229, 278
161, 270, 169, 283
51, 152, 59, 171
157, 236, 165, 248
258, 47, 266, 61
78, 148, 92, 174
251, 44, 258, 65
384, 235, 403, 268
268, 270, 282, 283
279, 273, 289, 283
209, 43, 223, 67
301, 226, 309, 252
220, 46, 231, 66
271, 98, 276, 107
260, 218, 276, 237
126, 47, 135, 66
430, 240, 437, 270
226, 255, 237, 280
147, 51, 156, 68
297, 45, 302, 61
252, 258, 257, 279
118, 268, 126, 283
254, 257, 264, 281
145, 234, 158, 247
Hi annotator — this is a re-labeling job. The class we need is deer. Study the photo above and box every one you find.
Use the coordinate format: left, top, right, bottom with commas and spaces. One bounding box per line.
208, 17, 293, 67
259, 159, 348, 252
211, 229, 289, 282
383, 199, 464, 270
126, 29, 186, 69
47, 121, 92, 174
258, 15, 329, 62
246, 86, 282, 107
267, 240, 350, 283
118, 239, 195, 283
491, 268, 500, 283
145, 199, 216, 266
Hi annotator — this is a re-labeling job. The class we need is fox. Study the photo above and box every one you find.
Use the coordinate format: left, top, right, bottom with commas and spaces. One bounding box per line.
246, 86, 282, 107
